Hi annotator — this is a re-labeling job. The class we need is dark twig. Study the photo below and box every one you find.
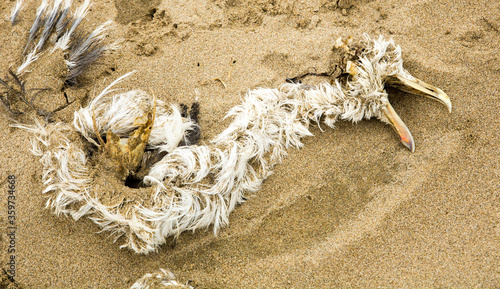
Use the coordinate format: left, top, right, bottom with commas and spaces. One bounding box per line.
37, 98, 75, 122
7, 69, 34, 109
0, 69, 55, 118
28, 88, 51, 106
286, 65, 345, 84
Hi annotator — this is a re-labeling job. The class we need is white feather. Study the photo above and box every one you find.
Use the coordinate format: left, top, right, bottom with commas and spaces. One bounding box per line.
18, 44, 41, 75
53, 0, 92, 51
10, 0, 23, 25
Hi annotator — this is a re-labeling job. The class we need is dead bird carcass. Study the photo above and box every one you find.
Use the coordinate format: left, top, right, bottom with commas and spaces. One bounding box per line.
20, 35, 451, 254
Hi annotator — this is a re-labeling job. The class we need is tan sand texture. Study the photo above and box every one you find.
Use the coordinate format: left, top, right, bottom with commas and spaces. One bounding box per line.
0, 0, 499, 288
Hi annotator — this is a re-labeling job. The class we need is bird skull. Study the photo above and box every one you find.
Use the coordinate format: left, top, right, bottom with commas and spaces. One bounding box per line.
336, 36, 452, 152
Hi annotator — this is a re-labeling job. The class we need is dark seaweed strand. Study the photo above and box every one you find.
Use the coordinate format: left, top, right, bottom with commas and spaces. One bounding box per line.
0, 76, 18, 95
285, 65, 345, 84
7, 69, 36, 110
0, 70, 56, 118
0, 75, 15, 114
0, 94, 12, 115
0, 70, 31, 115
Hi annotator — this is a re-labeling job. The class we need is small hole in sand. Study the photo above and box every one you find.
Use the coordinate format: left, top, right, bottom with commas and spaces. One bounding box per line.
125, 175, 145, 189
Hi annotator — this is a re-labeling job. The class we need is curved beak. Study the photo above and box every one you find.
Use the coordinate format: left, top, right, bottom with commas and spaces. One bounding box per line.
383, 102, 415, 152
387, 74, 452, 113
384, 74, 452, 152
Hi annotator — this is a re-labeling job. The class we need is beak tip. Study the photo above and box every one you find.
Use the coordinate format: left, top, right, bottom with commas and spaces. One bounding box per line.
441, 92, 452, 113
384, 104, 415, 153
436, 88, 452, 113
402, 138, 415, 153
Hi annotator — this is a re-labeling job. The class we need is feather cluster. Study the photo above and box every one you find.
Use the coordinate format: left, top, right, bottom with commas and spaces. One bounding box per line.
15, 0, 118, 85
21, 35, 406, 253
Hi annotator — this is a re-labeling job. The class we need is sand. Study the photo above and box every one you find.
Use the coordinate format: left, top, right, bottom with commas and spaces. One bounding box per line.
1, 0, 499, 287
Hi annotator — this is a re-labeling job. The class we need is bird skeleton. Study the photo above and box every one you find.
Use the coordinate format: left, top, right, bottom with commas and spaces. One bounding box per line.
20, 34, 451, 254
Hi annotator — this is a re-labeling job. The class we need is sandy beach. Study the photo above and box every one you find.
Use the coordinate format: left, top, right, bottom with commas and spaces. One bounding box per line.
1, 0, 499, 287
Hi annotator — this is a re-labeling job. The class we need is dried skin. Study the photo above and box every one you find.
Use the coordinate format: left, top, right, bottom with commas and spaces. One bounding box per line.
93, 100, 156, 181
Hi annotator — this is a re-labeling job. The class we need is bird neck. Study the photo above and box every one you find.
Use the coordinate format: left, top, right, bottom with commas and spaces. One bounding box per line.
211, 82, 360, 179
